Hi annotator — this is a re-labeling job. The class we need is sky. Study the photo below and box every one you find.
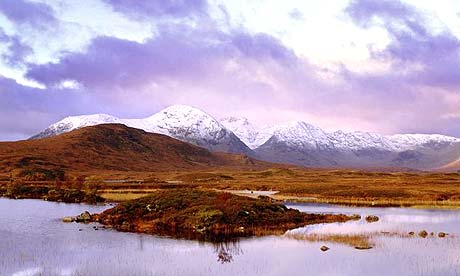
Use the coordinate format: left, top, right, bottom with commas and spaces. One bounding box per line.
0, 0, 460, 141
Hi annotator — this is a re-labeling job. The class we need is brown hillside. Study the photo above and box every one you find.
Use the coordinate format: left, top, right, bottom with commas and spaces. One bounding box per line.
0, 124, 269, 174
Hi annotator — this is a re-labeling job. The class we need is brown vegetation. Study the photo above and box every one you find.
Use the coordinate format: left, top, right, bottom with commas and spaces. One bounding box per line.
0, 124, 270, 174
89, 189, 358, 241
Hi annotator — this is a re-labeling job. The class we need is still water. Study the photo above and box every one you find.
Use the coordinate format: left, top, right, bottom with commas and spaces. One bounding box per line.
1, 198, 460, 276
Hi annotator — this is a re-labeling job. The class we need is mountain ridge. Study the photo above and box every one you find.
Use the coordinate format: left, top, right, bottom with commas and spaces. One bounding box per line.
31, 105, 253, 156
31, 105, 460, 170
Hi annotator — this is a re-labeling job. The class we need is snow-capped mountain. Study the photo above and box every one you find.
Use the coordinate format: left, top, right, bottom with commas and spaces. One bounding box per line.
125, 105, 252, 154
30, 114, 122, 139
252, 120, 460, 169
220, 117, 260, 149
32, 107, 460, 170
31, 105, 253, 155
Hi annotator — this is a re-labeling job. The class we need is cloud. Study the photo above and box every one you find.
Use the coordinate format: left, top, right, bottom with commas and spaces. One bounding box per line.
1, 0, 460, 140
346, 0, 413, 27
0, 75, 97, 141
288, 9, 304, 21
26, 24, 298, 90
0, 0, 56, 26
335, 0, 460, 136
0, 29, 32, 67
346, 0, 460, 89
102, 0, 207, 18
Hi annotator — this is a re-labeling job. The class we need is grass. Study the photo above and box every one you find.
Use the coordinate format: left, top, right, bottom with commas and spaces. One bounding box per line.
90, 189, 358, 241
285, 233, 374, 249
99, 188, 159, 201
3, 167, 460, 208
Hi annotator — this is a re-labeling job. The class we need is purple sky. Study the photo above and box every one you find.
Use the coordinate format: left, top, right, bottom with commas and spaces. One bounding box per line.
0, 0, 459, 140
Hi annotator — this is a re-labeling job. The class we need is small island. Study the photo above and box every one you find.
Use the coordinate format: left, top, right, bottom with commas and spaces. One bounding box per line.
81, 189, 359, 240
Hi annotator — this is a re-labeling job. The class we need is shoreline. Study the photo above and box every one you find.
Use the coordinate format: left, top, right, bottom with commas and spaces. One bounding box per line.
219, 189, 460, 210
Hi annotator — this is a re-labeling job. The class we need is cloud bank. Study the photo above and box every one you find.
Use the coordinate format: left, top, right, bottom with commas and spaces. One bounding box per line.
0, 0, 459, 140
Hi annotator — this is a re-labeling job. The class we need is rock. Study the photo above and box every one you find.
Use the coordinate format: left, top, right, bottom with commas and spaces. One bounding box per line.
257, 195, 274, 202
418, 230, 428, 238
438, 232, 447, 238
120, 221, 130, 231
75, 211, 91, 222
365, 215, 379, 223
320, 245, 329, 252
350, 215, 361, 220
408, 231, 415, 236
62, 216, 75, 223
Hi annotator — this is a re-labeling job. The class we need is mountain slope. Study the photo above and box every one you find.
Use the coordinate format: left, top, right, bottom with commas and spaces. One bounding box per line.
254, 121, 460, 170
1, 124, 266, 173
437, 158, 460, 172
125, 105, 253, 155
30, 114, 121, 139
220, 117, 260, 149
31, 105, 253, 155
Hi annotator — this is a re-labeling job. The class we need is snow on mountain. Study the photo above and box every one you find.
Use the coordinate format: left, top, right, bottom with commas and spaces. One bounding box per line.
125, 105, 253, 154
264, 121, 334, 150
31, 105, 253, 155
388, 134, 460, 151
220, 117, 260, 149
31, 108, 460, 170
252, 120, 460, 169
329, 130, 395, 152
30, 114, 121, 139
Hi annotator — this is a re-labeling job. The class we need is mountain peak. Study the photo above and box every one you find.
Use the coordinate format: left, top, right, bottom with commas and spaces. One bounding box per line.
157, 104, 210, 116
32, 105, 253, 155
221, 116, 260, 149
30, 113, 120, 139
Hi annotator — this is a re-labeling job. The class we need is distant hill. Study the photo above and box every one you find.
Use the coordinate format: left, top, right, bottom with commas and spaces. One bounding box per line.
0, 124, 267, 174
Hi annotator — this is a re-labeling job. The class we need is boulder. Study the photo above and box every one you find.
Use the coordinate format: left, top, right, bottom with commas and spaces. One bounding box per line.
350, 215, 362, 220
418, 230, 428, 238
320, 245, 330, 252
62, 216, 75, 223
75, 211, 91, 222
365, 215, 379, 223
438, 232, 447, 238
408, 231, 415, 236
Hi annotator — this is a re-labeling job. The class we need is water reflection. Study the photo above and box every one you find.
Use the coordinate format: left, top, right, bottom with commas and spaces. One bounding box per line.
213, 240, 242, 263
2, 198, 460, 276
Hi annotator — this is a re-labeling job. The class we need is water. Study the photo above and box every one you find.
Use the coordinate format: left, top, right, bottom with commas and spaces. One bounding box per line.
1, 198, 460, 276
